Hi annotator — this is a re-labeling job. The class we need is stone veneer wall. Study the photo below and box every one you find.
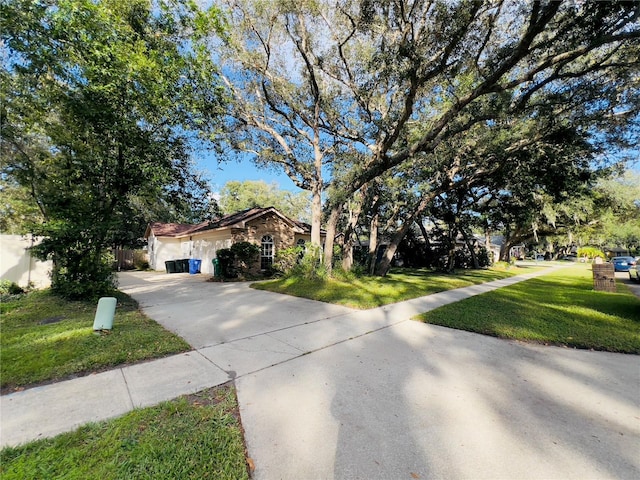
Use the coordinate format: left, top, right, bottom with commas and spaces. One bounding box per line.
230, 212, 297, 274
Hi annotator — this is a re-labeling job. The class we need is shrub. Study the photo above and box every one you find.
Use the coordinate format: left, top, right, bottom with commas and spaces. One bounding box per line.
493, 261, 512, 270
230, 242, 260, 268
133, 250, 150, 270
577, 246, 606, 262
215, 243, 261, 279
295, 245, 326, 279
274, 245, 305, 274
215, 248, 236, 279
50, 250, 117, 300
0, 280, 25, 295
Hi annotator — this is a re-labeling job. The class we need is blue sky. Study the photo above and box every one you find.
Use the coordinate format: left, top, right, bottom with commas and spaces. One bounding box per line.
198, 155, 302, 194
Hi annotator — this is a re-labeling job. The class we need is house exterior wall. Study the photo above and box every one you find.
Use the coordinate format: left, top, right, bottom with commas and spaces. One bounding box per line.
230, 213, 299, 273
231, 213, 297, 248
293, 233, 313, 246
149, 231, 233, 274
148, 234, 182, 271
0, 234, 52, 289
189, 231, 233, 274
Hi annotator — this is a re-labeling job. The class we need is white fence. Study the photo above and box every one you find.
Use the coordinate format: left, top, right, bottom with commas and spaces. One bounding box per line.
0, 235, 52, 289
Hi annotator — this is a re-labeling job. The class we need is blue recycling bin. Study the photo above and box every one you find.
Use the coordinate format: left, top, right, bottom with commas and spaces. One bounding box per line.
189, 258, 201, 274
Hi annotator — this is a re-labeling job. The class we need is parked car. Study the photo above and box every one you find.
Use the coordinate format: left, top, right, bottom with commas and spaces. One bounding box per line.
610, 256, 637, 272
629, 259, 640, 282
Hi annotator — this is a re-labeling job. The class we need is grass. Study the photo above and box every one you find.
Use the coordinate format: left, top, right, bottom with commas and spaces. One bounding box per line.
0, 290, 191, 392
253, 265, 540, 309
415, 264, 640, 353
0, 384, 250, 480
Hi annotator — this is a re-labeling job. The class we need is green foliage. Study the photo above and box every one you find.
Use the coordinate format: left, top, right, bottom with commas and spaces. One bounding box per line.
577, 246, 606, 261
0, 280, 25, 296
214, 242, 261, 279
230, 241, 260, 264
0, 182, 43, 234
41, 244, 117, 300
417, 265, 640, 354
1, 0, 226, 298
274, 245, 305, 274
215, 248, 237, 279
213, 0, 638, 272
0, 386, 249, 480
0, 290, 190, 390
493, 261, 513, 271
290, 244, 327, 280
219, 180, 311, 222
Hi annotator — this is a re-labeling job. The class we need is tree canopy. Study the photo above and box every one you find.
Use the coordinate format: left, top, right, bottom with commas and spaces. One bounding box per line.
1, 0, 226, 297
206, 0, 639, 273
218, 180, 311, 222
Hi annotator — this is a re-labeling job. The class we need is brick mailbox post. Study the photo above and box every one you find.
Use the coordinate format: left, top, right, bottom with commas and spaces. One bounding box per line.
592, 263, 616, 293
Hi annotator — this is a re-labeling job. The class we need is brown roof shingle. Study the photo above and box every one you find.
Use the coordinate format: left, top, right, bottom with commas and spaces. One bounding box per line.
146, 207, 312, 238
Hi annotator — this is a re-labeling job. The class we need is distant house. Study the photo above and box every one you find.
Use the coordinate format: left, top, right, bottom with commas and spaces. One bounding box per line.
145, 207, 315, 275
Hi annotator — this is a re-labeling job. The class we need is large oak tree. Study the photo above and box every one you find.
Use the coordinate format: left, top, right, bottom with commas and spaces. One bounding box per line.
205, 0, 639, 272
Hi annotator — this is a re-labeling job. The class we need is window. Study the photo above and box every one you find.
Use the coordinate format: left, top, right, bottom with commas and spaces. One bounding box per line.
296, 238, 306, 260
261, 235, 274, 270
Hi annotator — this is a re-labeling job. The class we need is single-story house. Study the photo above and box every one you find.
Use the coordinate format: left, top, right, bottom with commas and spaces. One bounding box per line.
145, 207, 316, 275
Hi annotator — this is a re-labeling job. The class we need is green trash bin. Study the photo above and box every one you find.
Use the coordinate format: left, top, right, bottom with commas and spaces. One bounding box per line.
212, 258, 220, 278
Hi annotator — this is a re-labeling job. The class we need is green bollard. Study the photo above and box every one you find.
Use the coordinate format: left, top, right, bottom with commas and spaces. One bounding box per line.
93, 297, 117, 331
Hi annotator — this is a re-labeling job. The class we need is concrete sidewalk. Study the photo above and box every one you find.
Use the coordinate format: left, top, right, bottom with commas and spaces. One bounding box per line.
2, 266, 639, 479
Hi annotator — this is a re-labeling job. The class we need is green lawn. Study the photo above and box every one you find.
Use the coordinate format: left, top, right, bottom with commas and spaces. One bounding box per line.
0, 385, 250, 480
0, 290, 190, 392
252, 265, 540, 309
415, 264, 640, 353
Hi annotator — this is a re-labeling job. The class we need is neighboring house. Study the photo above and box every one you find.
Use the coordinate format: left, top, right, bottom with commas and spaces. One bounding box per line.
145, 207, 316, 275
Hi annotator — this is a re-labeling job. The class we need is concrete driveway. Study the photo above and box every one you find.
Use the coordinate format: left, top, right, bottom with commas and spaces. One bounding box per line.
118, 271, 353, 349
118, 270, 640, 480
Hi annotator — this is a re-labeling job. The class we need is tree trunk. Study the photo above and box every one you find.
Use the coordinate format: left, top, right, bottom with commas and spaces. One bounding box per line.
484, 228, 493, 263
311, 182, 322, 246
461, 228, 479, 269
341, 198, 363, 271
374, 194, 434, 276
323, 203, 342, 273
499, 242, 511, 262
446, 227, 458, 273
368, 212, 379, 275
416, 219, 431, 248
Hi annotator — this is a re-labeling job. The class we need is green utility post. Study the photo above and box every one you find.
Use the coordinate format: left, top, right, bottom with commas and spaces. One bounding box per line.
93, 297, 117, 331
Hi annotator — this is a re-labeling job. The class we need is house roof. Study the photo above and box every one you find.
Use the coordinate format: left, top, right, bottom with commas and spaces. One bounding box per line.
145, 207, 313, 239
145, 221, 210, 238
